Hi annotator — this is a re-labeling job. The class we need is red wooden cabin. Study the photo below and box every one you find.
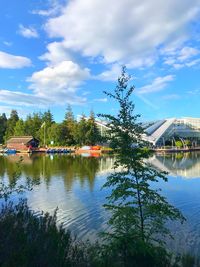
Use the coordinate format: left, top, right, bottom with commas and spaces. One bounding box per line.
6, 136, 39, 151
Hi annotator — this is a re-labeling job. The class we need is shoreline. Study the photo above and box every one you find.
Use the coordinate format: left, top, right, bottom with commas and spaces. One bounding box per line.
2, 146, 200, 155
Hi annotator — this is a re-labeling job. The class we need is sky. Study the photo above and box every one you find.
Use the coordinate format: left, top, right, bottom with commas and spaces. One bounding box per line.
0, 0, 200, 122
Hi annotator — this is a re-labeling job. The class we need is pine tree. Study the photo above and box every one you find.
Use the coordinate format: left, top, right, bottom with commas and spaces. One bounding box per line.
99, 66, 185, 266
14, 119, 25, 136
74, 114, 88, 146
63, 105, 76, 145
24, 113, 42, 139
39, 110, 54, 145
85, 111, 101, 145
42, 110, 54, 127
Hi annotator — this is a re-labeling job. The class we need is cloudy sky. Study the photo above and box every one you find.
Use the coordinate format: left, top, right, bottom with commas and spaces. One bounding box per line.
0, 0, 200, 121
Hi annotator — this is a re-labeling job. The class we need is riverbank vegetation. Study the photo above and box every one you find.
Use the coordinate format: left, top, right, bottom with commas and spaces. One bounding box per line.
0, 108, 102, 146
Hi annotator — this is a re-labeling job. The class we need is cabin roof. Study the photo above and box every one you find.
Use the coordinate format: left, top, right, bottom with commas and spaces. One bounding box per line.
6, 136, 38, 144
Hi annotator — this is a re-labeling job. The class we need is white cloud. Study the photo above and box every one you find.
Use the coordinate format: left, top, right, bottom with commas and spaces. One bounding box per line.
44, 0, 200, 68
186, 58, 200, 67
178, 47, 199, 61
93, 98, 108, 102
164, 46, 200, 69
0, 60, 90, 107
32, 0, 64, 17
0, 90, 49, 107
28, 60, 90, 98
96, 65, 121, 81
135, 94, 159, 110
18, 24, 39, 38
39, 41, 72, 64
0, 51, 31, 69
138, 75, 175, 94
0, 105, 29, 118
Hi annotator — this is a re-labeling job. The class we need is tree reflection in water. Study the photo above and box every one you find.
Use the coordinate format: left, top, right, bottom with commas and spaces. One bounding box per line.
0, 154, 115, 191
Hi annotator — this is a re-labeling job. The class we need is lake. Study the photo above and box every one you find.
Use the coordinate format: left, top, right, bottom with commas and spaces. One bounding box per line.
1, 152, 200, 255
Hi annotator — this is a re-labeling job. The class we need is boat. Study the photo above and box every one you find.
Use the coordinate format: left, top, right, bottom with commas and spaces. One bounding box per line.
4, 149, 17, 154
46, 148, 71, 154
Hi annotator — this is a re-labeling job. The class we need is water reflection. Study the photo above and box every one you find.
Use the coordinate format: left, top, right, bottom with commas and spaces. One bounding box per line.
0, 154, 115, 191
2, 153, 200, 254
149, 152, 200, 256
0, 154, 115, 240
149, 152, 200, 178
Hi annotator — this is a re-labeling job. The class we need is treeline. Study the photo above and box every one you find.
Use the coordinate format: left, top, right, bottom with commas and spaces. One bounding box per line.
0, 106, 102, 146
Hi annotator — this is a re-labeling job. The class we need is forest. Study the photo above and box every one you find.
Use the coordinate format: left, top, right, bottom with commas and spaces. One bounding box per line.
0, 107, 102, 146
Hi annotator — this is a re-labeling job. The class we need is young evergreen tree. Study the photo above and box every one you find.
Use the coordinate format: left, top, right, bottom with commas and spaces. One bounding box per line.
99, 66, 185, 266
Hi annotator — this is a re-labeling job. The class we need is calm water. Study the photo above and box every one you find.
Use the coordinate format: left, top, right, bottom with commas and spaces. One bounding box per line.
1, 152, 200, 255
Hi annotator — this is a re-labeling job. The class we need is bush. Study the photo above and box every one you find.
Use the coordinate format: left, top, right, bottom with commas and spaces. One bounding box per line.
175, 140, 183, 148
0, 200, 93, 267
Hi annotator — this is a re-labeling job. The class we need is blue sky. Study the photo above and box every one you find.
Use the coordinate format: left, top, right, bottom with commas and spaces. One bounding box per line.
0, 0, 200, 122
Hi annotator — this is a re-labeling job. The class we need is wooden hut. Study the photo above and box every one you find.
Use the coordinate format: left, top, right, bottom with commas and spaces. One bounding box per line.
6, 136, 39, 151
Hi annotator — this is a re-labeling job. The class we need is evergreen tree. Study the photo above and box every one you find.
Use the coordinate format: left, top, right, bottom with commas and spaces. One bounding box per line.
39, 110, 54, 145
100, 67, 184, 266
63, 105, 76, 145
0, 113, 7, 144
74, 115, 88, 146
4, 110, 19, 140
24, 113, 42, 139
48, 123, 65, 146
14, 119, 25, 136
42, 110, 54, 127
85, 111, 101, 145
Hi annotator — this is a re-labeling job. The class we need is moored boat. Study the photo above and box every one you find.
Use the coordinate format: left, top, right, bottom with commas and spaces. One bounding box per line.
4, 149, 17, 154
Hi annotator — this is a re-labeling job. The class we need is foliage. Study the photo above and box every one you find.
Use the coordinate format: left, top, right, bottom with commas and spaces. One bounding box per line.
175, 140, 183, 148
0, 157, 39, 201
0, 113, 7, 144
4, 110, 19, 141
0, 200, 95, 267
0, 107, 102, 146
0, 157, 95, 267
39, 110, 54, 145
0, 197, 198, 267
24, 112, 43, 139
74, 114, 88, 145
14, 119, 25, 136
63, 105, 77, 145
184, 140, 192, 147
99, 66, 185, 266
85, 111, 101, 145
48, 123, 65, 146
